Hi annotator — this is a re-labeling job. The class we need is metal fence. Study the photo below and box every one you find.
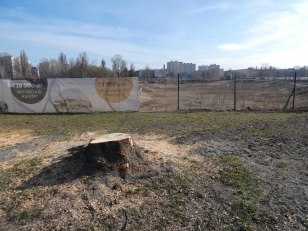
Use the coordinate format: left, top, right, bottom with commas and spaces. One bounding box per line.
1, 75, 307, 113
139, 74, 308, 112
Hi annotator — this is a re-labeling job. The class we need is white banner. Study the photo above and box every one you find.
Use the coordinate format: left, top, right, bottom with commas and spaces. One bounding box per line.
0, 77, 139, 113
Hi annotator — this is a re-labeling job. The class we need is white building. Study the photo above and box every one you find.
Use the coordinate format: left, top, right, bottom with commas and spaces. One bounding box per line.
180, 63, 196, 78
0, 56, 16, 78
167, 61, 183, 77
219, 69, 224, 77
198, 65, 209, 71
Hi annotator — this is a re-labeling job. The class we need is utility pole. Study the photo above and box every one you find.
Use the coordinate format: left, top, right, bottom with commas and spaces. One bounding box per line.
234, 73, 237, 110
292, 71, 297, 110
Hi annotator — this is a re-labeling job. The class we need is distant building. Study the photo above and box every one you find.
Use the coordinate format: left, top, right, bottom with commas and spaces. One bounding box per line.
198, 64, 220, 71
0, 55, 16, 78
31, 67, 40, 78
209, 64, 220, 70
198, 65, 209, 71
167, 61, 183, 77
219, 69, 224, 77
180, 63, 196, 78
139, 65, 168, 79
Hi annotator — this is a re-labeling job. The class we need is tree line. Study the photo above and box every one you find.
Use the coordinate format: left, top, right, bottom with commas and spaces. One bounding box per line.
0, 50, 139, 79
226, 66, 308, 79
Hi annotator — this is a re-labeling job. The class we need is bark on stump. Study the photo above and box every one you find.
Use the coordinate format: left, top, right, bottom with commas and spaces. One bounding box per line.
85, 133, 145, 174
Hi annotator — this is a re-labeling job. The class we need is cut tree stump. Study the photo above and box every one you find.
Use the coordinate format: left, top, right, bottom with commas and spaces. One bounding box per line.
84, 133, 145, 174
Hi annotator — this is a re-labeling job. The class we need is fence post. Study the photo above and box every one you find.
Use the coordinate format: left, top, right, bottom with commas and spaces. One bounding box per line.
234, 73, 237, 110
177, 73, 180, 110
292, 71, 297, 110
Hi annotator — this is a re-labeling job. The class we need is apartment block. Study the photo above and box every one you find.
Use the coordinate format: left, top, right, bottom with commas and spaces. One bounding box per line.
180, 63, 196, 78
167, 61, 183, 77
199, 64, 220, 71
198, 65, 209, 71
209, 64, 220, 70
0, 56, 16, 78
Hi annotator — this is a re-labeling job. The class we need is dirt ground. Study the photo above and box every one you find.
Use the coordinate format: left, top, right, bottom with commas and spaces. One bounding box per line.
0, 112, 308, 230
139, 79, 308, 112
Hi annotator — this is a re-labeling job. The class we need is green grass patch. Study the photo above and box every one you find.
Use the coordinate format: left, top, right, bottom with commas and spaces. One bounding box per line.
216, 155, 278, 229
217, 155, 263, 197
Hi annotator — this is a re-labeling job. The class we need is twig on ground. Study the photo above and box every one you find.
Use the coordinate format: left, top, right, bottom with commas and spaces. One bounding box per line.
121, 209, 128, 230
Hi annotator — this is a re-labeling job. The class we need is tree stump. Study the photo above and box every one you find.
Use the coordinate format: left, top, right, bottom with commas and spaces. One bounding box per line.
84, 133, 145, 174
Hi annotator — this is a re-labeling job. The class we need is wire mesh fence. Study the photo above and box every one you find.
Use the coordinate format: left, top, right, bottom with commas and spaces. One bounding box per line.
0, 75, 307, 113
139, 76, 308, 112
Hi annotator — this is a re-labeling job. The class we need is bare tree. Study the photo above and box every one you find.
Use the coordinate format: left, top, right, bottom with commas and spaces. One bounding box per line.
49, 59, 60, 77
111, 54, 123, 77
101, 58, 106, 68
0, 52, 10, 57
129, 63, 135, 77
69, 57, 75, 66
58, 52, 67, 78
120, 60, 128, 77
38, 58, 50, 78
15, 50, 31, 78
143, 65, 151, 80
76, 52, 88, 78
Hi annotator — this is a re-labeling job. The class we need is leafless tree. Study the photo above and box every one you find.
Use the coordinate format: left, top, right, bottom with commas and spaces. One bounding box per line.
143, 65, 151, 80
129, 63, 135, 77
110, 54, 129, 77
14, 50, 31, 78
49, 59, 60, 77
120, 60, 128, 77
101, 58, 106, 68
38, 58, 50, 78
76, 52, 88, 78
69, 57, 75, 66
58, 52, 67, 77
111, 54, 123, 77
130, 63, 135, 72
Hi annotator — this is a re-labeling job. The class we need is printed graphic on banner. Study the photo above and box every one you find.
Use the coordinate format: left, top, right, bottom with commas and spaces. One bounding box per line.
0, 80, 8, 113
54, 89, 92, 113
95, 77, 134, 103
0, 101, 8, 113
10, 79, 48, 104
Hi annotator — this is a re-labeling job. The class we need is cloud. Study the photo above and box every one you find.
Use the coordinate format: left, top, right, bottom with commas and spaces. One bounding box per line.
217, 44, 247, 51
245, 3, 308, 47
218, 2, 308, 53
117, 27, 128, 31
186, 2, 230, 13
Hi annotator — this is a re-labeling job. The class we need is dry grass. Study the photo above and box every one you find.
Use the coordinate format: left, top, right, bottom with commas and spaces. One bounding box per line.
139, 79, 308, 111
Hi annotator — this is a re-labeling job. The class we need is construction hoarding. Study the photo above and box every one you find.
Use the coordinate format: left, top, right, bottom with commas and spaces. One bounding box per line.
0, 77, 139, 113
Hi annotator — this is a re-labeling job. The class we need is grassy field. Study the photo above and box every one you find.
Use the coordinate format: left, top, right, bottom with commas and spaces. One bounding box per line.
0, 111, 308, 230
0, 111, 300, 140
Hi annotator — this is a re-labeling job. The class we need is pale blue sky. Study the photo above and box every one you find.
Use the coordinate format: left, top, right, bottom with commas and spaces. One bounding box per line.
0, 0, 308, 70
